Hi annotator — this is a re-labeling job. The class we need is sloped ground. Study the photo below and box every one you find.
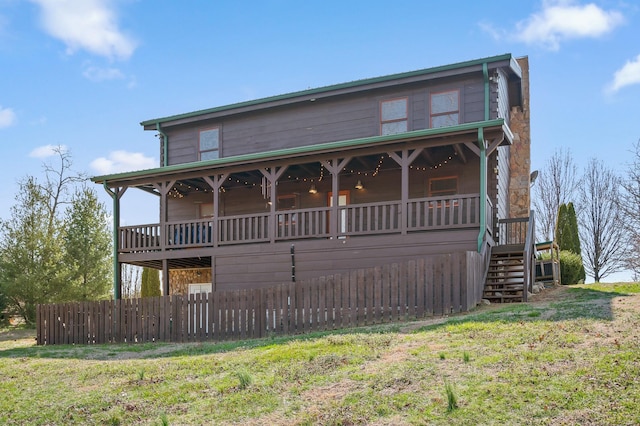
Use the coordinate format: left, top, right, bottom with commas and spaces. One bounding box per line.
1, 283, 639, 425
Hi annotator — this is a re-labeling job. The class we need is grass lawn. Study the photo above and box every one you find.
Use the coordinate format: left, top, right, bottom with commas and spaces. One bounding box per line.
1, 282, 639, 425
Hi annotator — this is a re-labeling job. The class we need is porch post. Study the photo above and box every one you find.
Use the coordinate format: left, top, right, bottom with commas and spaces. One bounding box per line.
103, 183, 127, 300
388, 149, 422, 235
323, 157, 351, 239
203, 174, 229, 248
261, 166, 287, 243
154, 180, 175, 251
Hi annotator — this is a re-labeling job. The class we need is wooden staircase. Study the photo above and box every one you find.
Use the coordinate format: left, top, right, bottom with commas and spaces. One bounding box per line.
483, 245, 527, 303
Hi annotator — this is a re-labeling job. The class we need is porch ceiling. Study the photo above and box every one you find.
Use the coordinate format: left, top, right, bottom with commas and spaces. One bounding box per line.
125, 256, 211, 270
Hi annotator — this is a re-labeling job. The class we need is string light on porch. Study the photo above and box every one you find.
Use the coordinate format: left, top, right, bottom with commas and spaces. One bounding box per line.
372, 155, 385, 177
409, 152, 457, 171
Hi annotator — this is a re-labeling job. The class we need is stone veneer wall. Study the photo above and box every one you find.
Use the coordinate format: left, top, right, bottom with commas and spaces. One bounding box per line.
169, 268, 211, 295
508, 56, 531, 218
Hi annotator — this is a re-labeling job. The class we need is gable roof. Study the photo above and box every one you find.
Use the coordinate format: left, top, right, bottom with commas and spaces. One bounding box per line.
141, 53, 521, 130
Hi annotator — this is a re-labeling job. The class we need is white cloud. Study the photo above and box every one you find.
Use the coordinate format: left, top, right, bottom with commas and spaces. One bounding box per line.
31, 0, 136, 60
0, 105, 17, 128
90, 151, 157, 174
82, 65, 124, 82
513, 0, 624, 50
29, 144, 68, 158
477, 21, 505, 42
607, 54, 640, 94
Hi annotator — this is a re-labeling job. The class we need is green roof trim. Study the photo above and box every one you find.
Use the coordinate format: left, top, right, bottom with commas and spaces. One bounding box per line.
92, 119, 506, 185
141, 54, 515, 127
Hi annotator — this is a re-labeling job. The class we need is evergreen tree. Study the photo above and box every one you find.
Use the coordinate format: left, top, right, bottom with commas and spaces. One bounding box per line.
556, 202, 585, 282
140, 267, 161, 297
62, 186, 112, 301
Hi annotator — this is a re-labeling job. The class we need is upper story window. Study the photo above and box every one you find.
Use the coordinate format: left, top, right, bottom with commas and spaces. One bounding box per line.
199, 128, 220, 160
380, 98, 408, 135
430, 90, 459, 128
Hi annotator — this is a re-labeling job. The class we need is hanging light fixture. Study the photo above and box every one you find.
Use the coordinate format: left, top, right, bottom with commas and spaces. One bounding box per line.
355, 180, 364, 190
308, 184, 318, 194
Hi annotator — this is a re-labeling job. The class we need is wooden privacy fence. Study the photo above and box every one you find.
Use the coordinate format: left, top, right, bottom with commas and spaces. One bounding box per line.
37, 252, 486, 345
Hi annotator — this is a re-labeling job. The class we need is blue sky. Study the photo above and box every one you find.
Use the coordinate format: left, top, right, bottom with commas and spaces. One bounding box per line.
1, 1, 639, 279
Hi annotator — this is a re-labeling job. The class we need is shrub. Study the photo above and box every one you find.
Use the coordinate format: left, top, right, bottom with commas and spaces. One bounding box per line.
539, 250, 586, 285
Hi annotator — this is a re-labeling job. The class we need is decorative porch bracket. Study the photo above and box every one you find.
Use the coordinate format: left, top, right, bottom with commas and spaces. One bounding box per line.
103, 183, 127, 300
388, 148, 423, 235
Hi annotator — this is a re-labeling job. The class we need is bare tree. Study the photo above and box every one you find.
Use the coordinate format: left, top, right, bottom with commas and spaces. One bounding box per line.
578, 158, 627, 282
621, 140, 640, 280
121, 264, 142, 299
533, 148, 580, 241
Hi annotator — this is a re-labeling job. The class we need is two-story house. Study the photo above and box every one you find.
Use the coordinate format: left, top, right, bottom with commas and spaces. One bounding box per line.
92, 53, 533, 306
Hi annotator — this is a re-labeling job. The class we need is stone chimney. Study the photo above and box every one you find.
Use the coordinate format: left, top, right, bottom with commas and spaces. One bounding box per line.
508, 56, 531, 218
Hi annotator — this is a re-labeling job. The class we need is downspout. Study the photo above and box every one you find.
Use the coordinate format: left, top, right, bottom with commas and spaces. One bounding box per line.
477, 62, 490, 252
477, 127, 486, 252
157, 123, 168, 167
103, 181, 121, 299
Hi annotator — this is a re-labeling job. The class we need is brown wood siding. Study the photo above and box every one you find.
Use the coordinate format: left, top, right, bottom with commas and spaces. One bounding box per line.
496, 69, 510, 126
462, 82, 484, 123
164, 77, 486, 166
496, 145, 510, 222
167, 127, 198, 165
212, 230, 478, 291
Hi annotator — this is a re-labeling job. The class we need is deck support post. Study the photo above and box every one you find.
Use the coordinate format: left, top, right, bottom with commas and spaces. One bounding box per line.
162, 259, 169, 296
103, 183, 127, 300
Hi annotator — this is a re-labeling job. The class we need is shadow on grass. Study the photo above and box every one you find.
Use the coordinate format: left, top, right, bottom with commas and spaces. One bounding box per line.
1, 284, 636, 360
414, 285, 632, 333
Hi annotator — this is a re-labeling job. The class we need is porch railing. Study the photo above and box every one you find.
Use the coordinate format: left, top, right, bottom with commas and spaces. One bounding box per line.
219, 213, 269, 245
340, 201, 401, 235
118, 194, 490, 252
277, 207, 330, 240
407, 194, 480, 230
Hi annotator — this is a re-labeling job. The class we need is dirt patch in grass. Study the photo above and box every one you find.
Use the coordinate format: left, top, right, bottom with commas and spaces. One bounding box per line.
0, 327, 35, 344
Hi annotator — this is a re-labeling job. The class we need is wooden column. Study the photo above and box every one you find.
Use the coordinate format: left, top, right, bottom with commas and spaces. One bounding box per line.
153, 180, 176, 251
103, 185, 127, 300
322, 157, 351, 239
203, 174, 228, 292
261, 166, 287, 243
388, 148, 422, 234
153, 180, 175, 294
162, 259, 169, 296
203, 173, 229, 248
